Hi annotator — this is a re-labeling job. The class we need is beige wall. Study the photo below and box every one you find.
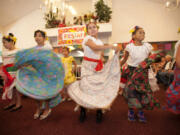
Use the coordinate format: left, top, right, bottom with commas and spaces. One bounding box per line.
65, 0, 92, 23
3, 9, 45, 49
112, 0, 180, 43
3, 0, 180, 49
0, 26, 3, 34
3, 0, 92, 49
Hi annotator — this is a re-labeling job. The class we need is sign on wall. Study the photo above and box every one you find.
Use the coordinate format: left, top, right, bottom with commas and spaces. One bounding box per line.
58, 25, 86, 46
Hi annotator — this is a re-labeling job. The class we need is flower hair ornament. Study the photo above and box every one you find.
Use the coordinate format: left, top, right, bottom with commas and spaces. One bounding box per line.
129, 26, 140, 33
4, 35, 17, 43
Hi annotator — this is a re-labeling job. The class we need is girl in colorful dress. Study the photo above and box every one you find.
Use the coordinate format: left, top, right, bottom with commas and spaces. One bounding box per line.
15, 30, 64, 120
61, 47, 77, 101
1, 33, 22, 111
68, 22, 121, 123
121, 26, 158, 123
165, 36, 180, 114
33, 30, 52, 120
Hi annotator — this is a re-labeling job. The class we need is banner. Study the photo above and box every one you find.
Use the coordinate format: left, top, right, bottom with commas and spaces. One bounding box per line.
58, 25, 86, 46
164, 43, 172, 50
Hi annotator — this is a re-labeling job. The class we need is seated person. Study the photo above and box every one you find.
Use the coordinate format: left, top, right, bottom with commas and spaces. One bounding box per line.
156, 55, 175, 87
153, 56, 166, 74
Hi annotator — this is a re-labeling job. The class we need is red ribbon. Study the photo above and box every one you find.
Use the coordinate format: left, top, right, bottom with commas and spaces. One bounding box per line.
84, 57, 103, 71
120, 77, 127, 83
129, 39, 134, 43
2, 64, 15, 99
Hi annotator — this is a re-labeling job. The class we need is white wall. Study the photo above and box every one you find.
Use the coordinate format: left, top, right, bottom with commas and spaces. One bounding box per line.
3, 0, 180, 49
3, 9, 45, 49
112, 0, 180, 43
3, 0, 92, 49
65, 0, 92, 23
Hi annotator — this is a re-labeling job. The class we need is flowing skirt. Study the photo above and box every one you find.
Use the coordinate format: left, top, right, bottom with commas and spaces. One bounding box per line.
68, 54, 120, 109
14, 48, 65, 108
166, 67, 180, 114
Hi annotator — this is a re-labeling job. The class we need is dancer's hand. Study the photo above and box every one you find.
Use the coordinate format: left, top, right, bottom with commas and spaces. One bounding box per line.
111, 46, 122, 52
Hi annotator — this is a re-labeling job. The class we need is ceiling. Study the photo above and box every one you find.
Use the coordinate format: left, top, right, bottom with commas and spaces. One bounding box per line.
0, 0, 42, 27
0, 0, 85, 27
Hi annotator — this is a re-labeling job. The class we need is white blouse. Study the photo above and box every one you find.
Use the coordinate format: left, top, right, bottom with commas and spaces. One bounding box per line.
82, 35, 103, 59
125, 42, 153, 67
35, 43, 52, 50
2, 48, 19, 65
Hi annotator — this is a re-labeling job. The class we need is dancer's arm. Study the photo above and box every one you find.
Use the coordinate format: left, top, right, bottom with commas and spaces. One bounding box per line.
85, 39, 117, 51
120, 51, 129, 66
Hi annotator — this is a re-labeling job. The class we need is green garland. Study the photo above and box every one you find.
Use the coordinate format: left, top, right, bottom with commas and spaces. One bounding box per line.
95, 0, 112, 23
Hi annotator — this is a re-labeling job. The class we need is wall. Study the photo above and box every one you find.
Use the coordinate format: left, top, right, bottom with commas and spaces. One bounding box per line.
3, 0, 92, 49
0, 26, 3, 34
3, 0, 180, 49
112, 0, 180, 43
65, 0, 92, 23
3, 9, 45, 49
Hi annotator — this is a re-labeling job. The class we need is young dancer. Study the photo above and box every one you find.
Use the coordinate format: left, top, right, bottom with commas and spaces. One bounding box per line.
1, 33, 22, 111
68, 22, 121, 123
15, 30, 64, 120
121, 26, 160, 123
61, 47, 77, 101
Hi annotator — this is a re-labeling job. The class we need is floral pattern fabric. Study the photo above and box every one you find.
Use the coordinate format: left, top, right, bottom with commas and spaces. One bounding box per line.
14, 48, 65, 108
165, 67, 180, 114
123, 53, 164, 109
68, 54, 120, 109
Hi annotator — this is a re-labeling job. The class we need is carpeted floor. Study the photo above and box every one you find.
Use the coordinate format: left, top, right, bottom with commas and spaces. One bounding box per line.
0, 88, 180, 135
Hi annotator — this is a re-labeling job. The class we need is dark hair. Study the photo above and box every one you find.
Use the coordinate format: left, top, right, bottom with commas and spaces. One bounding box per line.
34, 30, 46, 38
3, 33, 16, 44
132, 26, 142, 36
62, 46, 70, 52
9, 33, 14, 37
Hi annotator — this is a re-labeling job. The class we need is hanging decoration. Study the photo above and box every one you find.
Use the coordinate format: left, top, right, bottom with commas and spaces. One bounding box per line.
164, 43, 172, 50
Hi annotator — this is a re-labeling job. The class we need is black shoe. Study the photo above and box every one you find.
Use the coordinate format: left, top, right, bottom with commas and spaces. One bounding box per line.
96, 110, 103, 123
10, 105, 22, 112
79, 107, 86, 123
3, 104, 16, 110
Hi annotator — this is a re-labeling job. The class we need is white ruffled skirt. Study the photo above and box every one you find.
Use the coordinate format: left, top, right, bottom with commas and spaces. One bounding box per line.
68, 54, 120, 109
